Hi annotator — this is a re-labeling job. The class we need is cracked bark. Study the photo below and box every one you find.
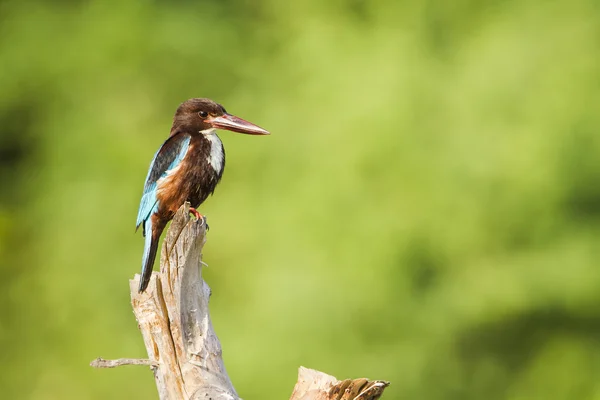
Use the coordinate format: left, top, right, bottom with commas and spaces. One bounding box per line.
91, 203, 389, 399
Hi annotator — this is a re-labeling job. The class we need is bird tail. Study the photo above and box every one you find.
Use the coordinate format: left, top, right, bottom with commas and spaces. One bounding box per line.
139, 217, 166, 293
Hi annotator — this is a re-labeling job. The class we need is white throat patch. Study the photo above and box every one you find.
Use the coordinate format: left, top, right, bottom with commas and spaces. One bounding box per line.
201, 128, 224, 173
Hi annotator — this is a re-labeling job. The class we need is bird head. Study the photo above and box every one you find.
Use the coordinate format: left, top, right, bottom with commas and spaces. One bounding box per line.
171, 98, 269, 136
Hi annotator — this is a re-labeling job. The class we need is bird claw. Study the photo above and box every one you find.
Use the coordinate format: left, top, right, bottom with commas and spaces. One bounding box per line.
189, 207, 209, 231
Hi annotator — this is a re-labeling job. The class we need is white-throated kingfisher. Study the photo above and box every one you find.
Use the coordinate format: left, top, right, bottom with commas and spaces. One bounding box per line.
136, 98, 269, 292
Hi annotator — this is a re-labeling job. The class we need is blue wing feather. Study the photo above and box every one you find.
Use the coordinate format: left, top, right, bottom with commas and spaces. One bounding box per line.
136, 133, 191, 231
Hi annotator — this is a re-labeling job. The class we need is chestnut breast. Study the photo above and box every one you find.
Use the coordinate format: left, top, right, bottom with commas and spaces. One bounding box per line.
156, 130, 225, 218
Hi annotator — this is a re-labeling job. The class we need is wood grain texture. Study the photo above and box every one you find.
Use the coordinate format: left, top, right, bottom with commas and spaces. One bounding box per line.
130, 203, 238, 400
93, 203, 389, 399
290, 367, 389, 400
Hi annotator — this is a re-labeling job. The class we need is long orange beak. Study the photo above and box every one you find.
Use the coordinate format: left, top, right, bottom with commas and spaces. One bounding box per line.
208, 114, 270, 135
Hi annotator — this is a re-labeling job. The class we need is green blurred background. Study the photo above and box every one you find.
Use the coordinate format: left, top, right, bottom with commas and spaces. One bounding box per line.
1, 0, 600, 398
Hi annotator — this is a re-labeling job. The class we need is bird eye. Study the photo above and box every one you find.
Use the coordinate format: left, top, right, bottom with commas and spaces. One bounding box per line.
198, 111, 208, 118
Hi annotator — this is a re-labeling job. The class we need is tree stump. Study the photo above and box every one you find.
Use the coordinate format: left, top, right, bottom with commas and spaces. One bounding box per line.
91, 203, 389, 399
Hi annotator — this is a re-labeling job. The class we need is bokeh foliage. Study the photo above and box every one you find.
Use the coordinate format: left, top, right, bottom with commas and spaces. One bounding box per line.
1, 0, 600, 398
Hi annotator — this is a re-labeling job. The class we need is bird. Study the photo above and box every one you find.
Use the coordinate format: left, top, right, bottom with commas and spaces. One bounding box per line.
136, 98, 269, 293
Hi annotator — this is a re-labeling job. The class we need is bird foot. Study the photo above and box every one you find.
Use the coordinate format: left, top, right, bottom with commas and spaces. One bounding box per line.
189, 207, 209, 230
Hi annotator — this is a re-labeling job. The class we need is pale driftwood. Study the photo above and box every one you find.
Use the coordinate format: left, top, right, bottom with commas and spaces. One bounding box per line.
91, 203, 389, 399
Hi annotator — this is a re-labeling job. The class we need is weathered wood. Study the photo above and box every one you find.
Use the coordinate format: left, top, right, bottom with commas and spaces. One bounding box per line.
90, 357, 158, 368
129, 203, 238, 400
91, 203, 390, 399
290, 367, 389, 400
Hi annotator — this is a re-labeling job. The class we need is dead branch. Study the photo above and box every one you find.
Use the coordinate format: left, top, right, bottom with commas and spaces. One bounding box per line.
91, 203, 389, 399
